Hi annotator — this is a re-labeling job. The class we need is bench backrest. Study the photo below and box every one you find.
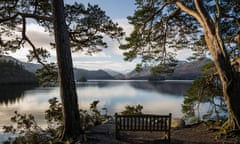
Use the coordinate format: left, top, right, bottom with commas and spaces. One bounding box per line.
115, 113, 171, 131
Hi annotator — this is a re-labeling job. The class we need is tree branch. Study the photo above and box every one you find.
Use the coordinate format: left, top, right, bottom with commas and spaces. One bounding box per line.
19, 12, 53, 22
166, 8, 181, 21
19, 15, 51, 73
0, 12, 52, 23
0, 13, 18, 23
141, 2, 169, 30
175, 1, 204, 27
215, 0, 221, 18
193, 0, 215, 33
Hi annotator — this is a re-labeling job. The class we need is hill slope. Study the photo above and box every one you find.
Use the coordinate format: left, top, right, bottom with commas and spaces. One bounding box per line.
169, 58, 211, 80
74, 68, 114, 80
0, 59, 38, 84
125, 58, 211, 80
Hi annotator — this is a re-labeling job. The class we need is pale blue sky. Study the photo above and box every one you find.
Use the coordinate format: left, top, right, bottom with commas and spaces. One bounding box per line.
67, 0, 136, 19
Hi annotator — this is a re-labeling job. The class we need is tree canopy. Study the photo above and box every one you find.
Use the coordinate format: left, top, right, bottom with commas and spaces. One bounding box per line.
120, 0, 239, 69
0, 0, 124, 65
121, 0, 240, 132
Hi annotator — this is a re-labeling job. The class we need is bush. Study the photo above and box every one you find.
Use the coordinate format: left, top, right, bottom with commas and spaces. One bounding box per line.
3, 98, 110, 143
121, 104, 143, 115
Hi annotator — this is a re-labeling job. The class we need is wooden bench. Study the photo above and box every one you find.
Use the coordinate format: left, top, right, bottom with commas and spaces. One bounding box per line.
115, 113, 171, 143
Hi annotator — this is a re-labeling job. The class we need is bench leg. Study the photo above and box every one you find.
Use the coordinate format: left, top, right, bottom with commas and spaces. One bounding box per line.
115, 130, 120, 140
164, 131, 171, 144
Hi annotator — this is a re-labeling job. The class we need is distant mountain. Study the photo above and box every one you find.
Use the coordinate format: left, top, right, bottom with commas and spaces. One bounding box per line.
22, 62, 42, 73
104, 69, 122, 76
0, 56, 38, 84
0, 55, 211, 81
0, 55, 118, 80
125, 67, 152, 80
125, 58, 212, 80
0, 55, 42, 73
74, 68, 114, 80
168, 58, 211, 80
125, 67, 166, 80
104, 69, 125, 79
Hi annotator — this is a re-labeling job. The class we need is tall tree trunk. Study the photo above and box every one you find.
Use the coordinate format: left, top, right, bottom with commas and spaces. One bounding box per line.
205, 30, 240, 132
51, 0, 81, 140
177, 0, 240, 132
197, 0, 240, 131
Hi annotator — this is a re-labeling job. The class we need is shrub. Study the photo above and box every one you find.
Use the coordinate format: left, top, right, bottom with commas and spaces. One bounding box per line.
3, 98, 109, 143
121, 104, 143, 115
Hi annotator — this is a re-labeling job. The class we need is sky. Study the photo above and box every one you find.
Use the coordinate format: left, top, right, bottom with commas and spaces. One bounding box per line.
8, 0, 191, 73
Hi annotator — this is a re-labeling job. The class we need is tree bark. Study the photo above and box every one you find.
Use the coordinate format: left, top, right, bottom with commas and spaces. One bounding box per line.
194, 0, 240, 131
177, 0, 240, 132
205, 30, 240, 131
51, 0, 81, 140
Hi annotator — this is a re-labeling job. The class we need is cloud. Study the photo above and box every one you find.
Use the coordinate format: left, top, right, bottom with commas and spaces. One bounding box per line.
6, 22, 137, 72
73, 60, 135, 72
91, 18, 134, 57
26, 23, 54, 49
176, 49, 193, 61
114, 18, 133, 36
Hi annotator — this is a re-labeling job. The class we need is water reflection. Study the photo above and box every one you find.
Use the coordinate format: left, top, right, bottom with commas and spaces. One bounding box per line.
130, 81, 191, 96
182, 94, 227, 123
0, 80, 192, 131
0, 84, 37, 106
77, 80, 191, 96
76, 80, 192, 117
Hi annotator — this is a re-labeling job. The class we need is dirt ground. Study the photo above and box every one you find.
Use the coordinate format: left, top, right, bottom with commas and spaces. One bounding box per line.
83, 120, 240, 144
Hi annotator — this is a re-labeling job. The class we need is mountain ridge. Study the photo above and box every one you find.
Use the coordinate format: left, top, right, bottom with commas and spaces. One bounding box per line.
0, 55, 210, 81
0, 55, 38, 84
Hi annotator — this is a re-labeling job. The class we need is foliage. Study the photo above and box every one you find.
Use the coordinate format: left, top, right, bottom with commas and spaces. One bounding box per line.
121, 0, 240, 132
0, 0, 124, 55
89, 100, 102, 125
121, 104, 143, 115
120, 0, 240, 61
0, 0, 123, 141
119, 0, 200, 72
65, 3, 124, 53
120, 0, 239, 72
182, 62, 226, 122
35, 63, 58, 86
0, 0, 124, 86
45, 97, 63, 138
3, 111, 50, 144
3, 98, 109, 143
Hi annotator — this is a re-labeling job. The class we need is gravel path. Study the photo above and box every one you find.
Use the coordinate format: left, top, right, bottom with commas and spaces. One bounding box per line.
82, 120, 240, 144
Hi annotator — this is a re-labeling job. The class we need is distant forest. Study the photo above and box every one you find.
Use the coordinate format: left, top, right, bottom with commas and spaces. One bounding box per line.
0, 60, 37, 84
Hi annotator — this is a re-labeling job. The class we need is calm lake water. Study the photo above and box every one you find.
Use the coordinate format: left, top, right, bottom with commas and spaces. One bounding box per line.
0, 80, 192, 141
0, 80, 192, 125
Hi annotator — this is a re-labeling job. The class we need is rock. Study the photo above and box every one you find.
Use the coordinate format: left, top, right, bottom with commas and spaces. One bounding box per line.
172, 118, 185, 128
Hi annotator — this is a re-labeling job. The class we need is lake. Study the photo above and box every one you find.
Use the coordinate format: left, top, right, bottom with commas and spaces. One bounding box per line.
0, 80, 192, 141
0, 80, 192, 125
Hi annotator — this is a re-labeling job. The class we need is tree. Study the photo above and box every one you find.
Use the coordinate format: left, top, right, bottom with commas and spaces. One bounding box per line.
51, 0, 81, 140
120, 0, 240, 132
0, 0, 123, 141
182, 62, 226, 122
